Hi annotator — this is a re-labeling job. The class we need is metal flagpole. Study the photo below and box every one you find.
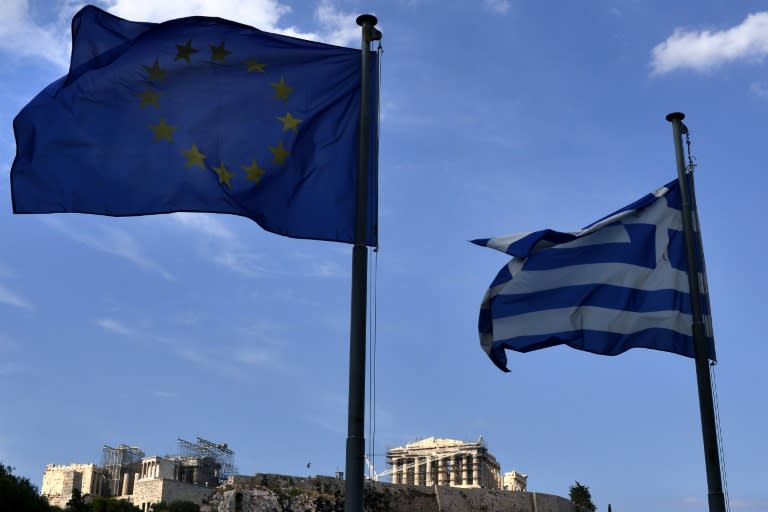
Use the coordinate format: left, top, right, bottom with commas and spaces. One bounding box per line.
666, 112, 726, 512
345, 14, 381, 512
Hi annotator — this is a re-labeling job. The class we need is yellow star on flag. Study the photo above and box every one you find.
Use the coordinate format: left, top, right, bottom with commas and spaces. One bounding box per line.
244, 58, 266, 72
182, 145, 206, 168
142, 59, 167, 81
243, 160, 265, 183
149, 118, 176, 142
210, 42, 232, 62
269, 141, 290, 166
271, 77, 293, 102
213, 162, 235, 188
175, 40, 199, 63
276, 112, 302, 133
137, 88, 162, 108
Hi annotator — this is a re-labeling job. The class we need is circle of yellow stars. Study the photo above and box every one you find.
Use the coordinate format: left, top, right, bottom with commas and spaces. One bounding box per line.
138, 38, 303, 189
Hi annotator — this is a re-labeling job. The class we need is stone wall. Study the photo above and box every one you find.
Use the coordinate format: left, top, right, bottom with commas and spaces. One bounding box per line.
202, 473, 579, 512
41, 463, 104, 508
132, 478, 217, 511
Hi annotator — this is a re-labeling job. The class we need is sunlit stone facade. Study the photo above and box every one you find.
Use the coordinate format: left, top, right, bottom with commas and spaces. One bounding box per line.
386, 437, 503, 489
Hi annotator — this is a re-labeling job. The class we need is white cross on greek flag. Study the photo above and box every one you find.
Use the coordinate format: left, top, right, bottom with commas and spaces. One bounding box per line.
473, 179, 715, 372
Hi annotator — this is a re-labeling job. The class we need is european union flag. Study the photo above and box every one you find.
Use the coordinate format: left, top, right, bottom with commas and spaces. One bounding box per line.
474, 180, 715, 372
11, 6, 378, 246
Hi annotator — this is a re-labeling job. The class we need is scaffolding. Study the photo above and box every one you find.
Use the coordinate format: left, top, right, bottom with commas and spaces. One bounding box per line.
176, 437, 236, 482
101, 444, 144, 496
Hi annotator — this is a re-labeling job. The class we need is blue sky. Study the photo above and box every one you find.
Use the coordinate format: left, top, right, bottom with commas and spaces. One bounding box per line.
1, 1, 767, 511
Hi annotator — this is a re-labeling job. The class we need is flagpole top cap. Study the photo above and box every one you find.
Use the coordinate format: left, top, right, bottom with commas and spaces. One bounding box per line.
357, 14, 378, 27
666, 112, 685, 122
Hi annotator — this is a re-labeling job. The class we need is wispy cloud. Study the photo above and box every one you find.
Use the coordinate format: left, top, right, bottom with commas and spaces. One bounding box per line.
212, 250, 274, 278
751, 81, 768, 98
0, 0, 360, 70
309, 260, 347, 278
729, 497, 768, 510
169, 213, 277, 277
152, 390, 177, 398
233, 347, 274, 366
0, 0, 78, 70
0, 334, 21, 376
42, 217, 174, 280
651, 12, 768, 74
0, 362, 21, 376
483, 0, 512, 14
0, 262, 14, 279
171, 213, 236, 241
314, 0, 361, 47
294, 254, 349, 278
170, 215, 346, 279
0, 283, 33, 310
305, 391, 347, 435
97, 318, 137, 336
0, 334, 16, 350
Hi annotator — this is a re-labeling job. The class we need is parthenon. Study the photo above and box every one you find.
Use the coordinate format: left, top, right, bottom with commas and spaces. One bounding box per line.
386, 437, 505, 489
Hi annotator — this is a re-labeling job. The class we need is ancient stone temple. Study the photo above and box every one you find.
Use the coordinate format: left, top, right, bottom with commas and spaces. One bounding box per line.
386, 437, 502, 489
41, 438, 233, 510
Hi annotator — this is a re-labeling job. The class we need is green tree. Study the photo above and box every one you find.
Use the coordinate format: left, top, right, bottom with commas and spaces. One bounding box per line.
66, 488, 88, 512
569, 481, 597, 512
0, 462, 60, 511
88, 497, 141, 512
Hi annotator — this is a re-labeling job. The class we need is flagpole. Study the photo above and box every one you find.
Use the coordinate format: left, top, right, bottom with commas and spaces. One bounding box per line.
666, 112, 726, 512
345, 14, 380, 512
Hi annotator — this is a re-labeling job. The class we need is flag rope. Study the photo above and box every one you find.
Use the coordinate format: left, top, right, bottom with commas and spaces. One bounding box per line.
367, 41, 383, 479
686, 126, 728, 510
710, 363, 730, 512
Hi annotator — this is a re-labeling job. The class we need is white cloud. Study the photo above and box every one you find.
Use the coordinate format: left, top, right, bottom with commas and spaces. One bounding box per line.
314, 0, 361, 47
103, 0, 360, 46
97, 318, 136, 336
42, 217, 174, 280
0, 0, 79, 70
171, 213, 236, 241
0, 0, 360, 69
484, 0, 512, 14
651, 12, 768, 74
101, 0, 290, 27
0, 283, 33, 310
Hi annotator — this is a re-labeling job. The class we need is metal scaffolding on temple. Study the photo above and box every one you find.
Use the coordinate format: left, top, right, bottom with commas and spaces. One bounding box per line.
176, 437, 236, 482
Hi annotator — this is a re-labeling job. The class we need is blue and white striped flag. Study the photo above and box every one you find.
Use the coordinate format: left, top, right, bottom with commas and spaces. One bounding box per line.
473, 179, 715, 372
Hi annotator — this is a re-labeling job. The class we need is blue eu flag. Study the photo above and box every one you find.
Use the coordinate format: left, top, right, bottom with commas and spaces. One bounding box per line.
11, 6, 378, 246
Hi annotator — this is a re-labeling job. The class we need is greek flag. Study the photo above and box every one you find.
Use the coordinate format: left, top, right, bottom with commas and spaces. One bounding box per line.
473, 179, 715, 372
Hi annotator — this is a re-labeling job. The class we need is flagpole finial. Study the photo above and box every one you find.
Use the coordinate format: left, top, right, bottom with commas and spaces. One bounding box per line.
666, 112, 685, 122
357, 14, 381, 41
356, 14, 377, 27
